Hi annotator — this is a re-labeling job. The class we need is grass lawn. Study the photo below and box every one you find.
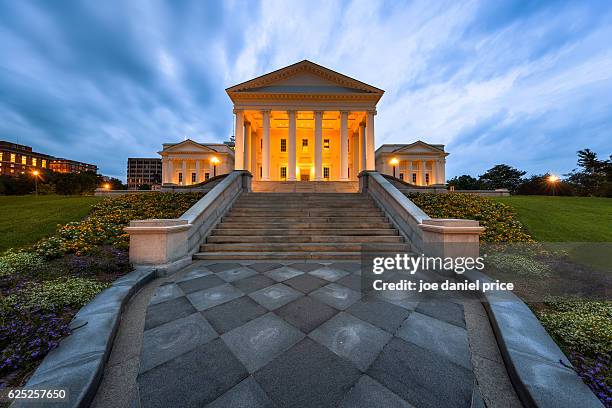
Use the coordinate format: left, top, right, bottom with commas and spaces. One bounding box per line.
0, 195, 102, 252
492, 195, 612, 242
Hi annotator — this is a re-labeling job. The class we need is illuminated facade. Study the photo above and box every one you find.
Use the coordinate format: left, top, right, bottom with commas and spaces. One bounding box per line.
226, 60, 382, 181
49, 158, 97, 174
0, 141, 54, 176
127, 158, 162, 189
375, 142, 448, 185
159, 140, 234, 185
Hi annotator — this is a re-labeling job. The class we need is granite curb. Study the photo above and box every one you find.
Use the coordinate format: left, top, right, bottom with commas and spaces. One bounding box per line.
463, 269, 603, 408
12, 267, 157, 408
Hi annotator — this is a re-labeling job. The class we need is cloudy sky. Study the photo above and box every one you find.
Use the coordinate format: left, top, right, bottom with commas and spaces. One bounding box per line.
1, 0, 611, 180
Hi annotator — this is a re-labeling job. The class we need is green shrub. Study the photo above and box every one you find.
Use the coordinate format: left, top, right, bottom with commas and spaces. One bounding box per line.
407, 193, 533, 243
16, 278, 110, 312
0, 250, 45, 277
486, 253, 551, 278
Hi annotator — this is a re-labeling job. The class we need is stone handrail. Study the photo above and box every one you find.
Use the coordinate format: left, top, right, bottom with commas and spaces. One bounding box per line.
124, 170, 252, 274
359, 171, 484, 257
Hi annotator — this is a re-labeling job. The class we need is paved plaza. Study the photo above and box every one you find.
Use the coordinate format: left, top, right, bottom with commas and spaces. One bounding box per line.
93, 261, 521, 408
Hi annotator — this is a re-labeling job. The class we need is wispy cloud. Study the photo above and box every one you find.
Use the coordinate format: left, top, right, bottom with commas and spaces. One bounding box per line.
0, 0, 610, 179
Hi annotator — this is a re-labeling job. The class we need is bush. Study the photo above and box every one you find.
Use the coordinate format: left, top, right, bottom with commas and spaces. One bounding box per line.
0, 251, 45, 277
407, 193, 533, 243
13, 278, 110, 313
34, 192, 204, 258
486, 253, 551, 278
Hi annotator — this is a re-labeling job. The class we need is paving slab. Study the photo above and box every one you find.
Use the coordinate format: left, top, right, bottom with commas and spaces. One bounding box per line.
140, 313, 218, 373
144, 296, 197, 331
221, 313, 305, 373
347, 297, 412, 333
187, 284, 244, 311
396, 312, 471, 370
139, 339, 247, 408
176, 267, 213, 283
310, 283, 362, 310
249, 283, 303, 310
275, 296, 338, 333
178, 275, 225, 294
309, 312, 392, 371
149, 283, 184, 305
206, 262, 244, 273
288, 262, 325, 272
339, 375, 414, 408
254, 338, 361, 408
264, 266, 304, 282
416, 297, 466, 328
206, 376, 275, 408
202, 296, 267, 334
217, 266, 258, 282
231, 274, 276, 294
308, 266, 350, 282
283, 273, 328, 293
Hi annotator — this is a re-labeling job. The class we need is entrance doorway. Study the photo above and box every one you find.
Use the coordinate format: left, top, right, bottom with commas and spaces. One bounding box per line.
299, 167, 310, 181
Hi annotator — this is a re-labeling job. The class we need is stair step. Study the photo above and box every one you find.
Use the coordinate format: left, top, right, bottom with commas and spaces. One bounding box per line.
216, 222, 393, 229
206, 235, 404, 243
193, 252, 364, 260
200, 242, 411, 252
222, 216, 388, 224
211, 228, 399, 236
228, 210, 382, 217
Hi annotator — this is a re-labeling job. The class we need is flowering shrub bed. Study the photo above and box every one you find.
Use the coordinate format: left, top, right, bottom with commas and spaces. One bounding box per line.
537, 298, 612, 405
0, 192, 204, 386
406, 193, 533, 242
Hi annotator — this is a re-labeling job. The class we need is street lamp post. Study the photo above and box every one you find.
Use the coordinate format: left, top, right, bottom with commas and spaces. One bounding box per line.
211, 157, 220, 177
390, 158, 399, 178
547, 174, 559, 196
32, 170, 39, 196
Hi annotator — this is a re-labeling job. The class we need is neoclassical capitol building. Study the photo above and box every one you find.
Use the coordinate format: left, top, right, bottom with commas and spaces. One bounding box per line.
160, 60, 447, 186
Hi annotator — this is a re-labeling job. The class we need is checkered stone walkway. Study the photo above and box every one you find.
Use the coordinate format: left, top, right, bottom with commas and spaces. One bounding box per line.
136, 261, 484, 408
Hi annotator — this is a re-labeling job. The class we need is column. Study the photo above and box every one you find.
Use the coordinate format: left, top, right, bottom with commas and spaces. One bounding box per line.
352, 131, 359, 180
340, 111, 349, 180
262, 110, 271, 180
366, 111, 376, 170
408, 161, 413, 184
287, 110, 297, 181
182, 160, 187, 185
244, 121, 251, 172
195, 160, 201, 183
421, 160, 427, 186
234, 110, 245, 170
314, 111, 323, 181
166, 159, 173, 184
360, 122, 366, 172
439, 159, 446, 184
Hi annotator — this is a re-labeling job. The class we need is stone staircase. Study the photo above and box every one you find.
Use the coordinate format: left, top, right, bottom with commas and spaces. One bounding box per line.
193, 192, 410, 260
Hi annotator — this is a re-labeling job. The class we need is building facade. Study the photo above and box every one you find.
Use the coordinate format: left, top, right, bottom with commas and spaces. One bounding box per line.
375, 142, 448, 185
159, 141, 234, 185
49, 158, 97, 174
226, 60, 382, 182
0, 140, 97, 176
0, 141, 54, 176
158, 61, 447, 186
127, 158, 162, 189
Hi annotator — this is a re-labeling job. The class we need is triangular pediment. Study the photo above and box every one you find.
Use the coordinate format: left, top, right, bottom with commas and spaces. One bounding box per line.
161, 139, 217, 154
226, 60, 384, 95
394, 141, 446, 154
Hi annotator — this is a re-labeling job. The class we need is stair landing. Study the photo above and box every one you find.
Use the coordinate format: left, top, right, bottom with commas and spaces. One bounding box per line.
252, 181, 359, 193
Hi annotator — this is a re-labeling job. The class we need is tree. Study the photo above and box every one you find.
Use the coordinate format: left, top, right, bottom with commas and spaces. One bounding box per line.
107, 178, 126, 190
566, 149, 611, 196
478, 164, 526, 192
516, 173, 574, 196
446, 175, 482, 190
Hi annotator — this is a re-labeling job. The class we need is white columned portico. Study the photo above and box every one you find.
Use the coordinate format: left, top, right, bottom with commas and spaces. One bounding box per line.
234, 110, 245, 170
314, 111, 323, 181
195, 160, 201, 183
244, 121, 251, 172
340, 111, 349, 181
287, 110, 297, 181
360, 122, 366, 172
366, 111, 376, 170
262, 110, 271, 180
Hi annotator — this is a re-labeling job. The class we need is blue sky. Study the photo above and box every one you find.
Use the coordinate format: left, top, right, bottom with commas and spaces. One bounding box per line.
1, 0, 611, 180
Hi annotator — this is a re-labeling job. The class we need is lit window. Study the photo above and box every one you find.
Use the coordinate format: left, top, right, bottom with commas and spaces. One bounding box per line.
10, 153, 15, 163
323, 139, 330, 150
323, 167, 330, 180
399, 173, 404, 181
32, 158, 37, 167
260, 167, 262, 178
21, 156, 27, 165
192, 173, 196, 183
412, 173, 417, 184
178, 173, 183, 183
42, 159, 46, 167
280, 166, 287, 180
205, 172, 210, 181
280, 139, 287, 152
425, 173, 430, 185
302, 139, 308, 152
